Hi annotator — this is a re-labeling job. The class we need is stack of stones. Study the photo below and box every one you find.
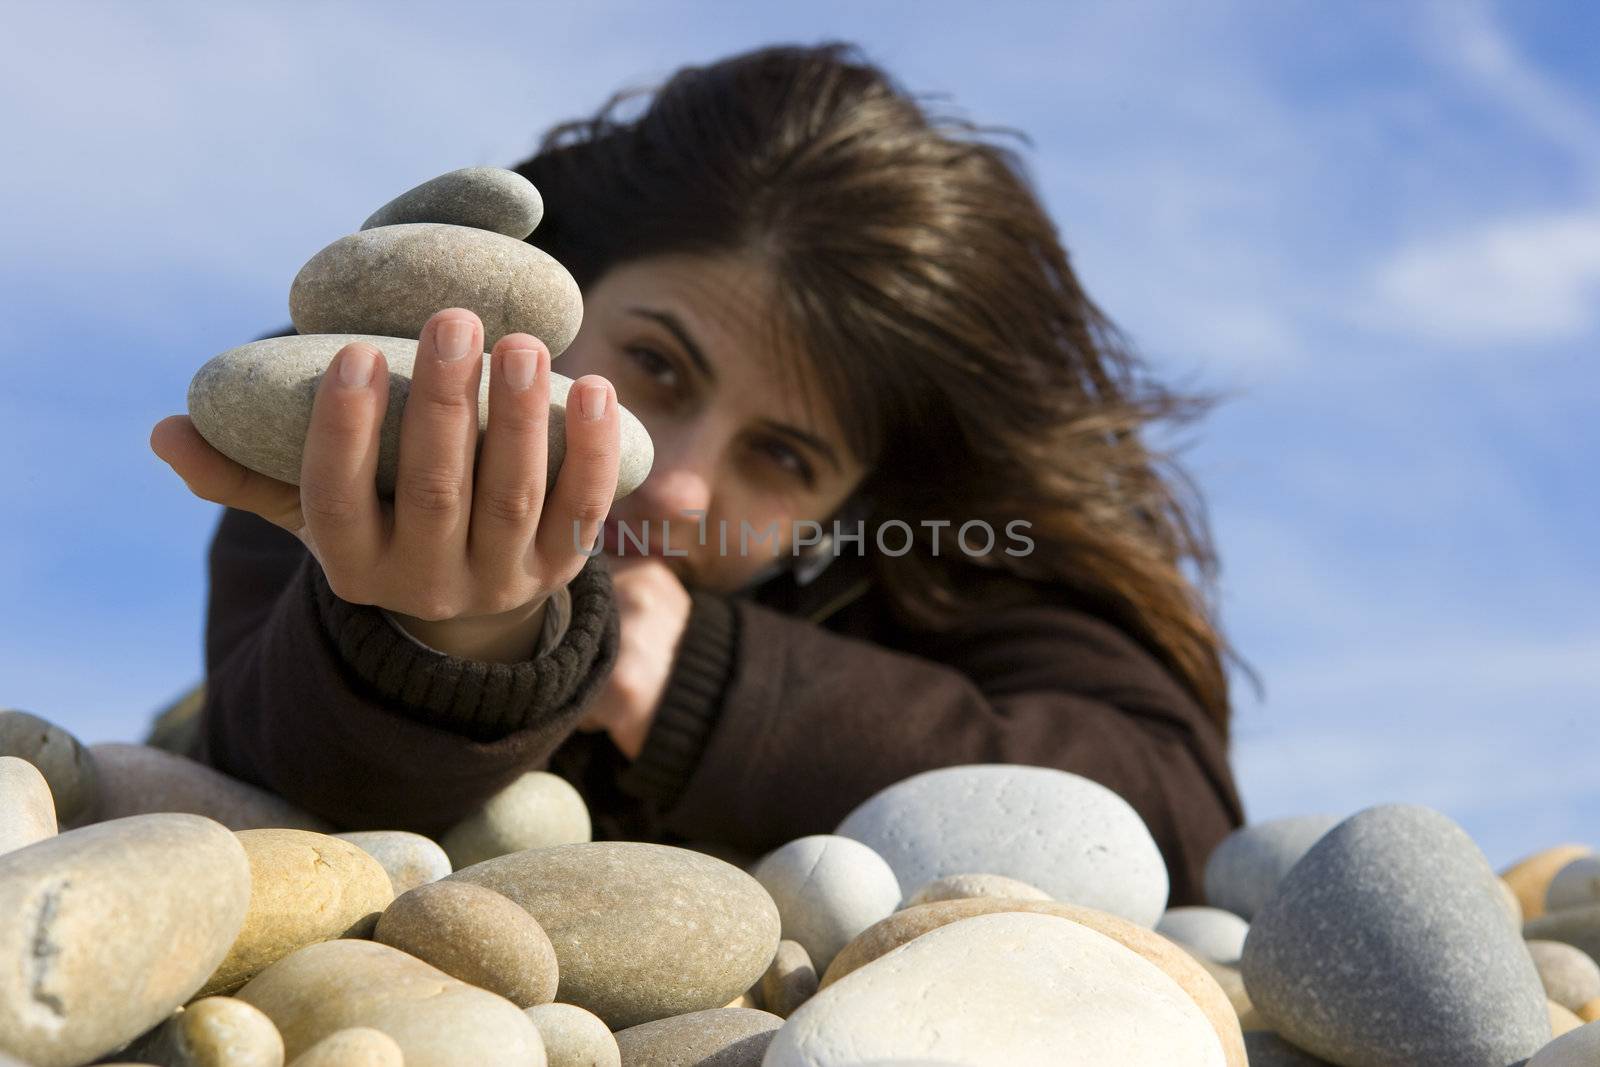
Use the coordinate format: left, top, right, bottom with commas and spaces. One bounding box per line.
9, 703, 1600, 1065
186, 165, 653, 501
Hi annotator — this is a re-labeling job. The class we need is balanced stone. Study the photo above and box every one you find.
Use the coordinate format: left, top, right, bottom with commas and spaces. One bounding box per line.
1240, 1033, 1335, 1065
237, 939, 545, 1067
614, 1008, 782, 1066
0, 814, 251, 1067
835, 764, 1169, 927
332, 830, 451, 895
523, 1003, 619, 1067
1528, 940, 1600, 1012
904, 872, 1051, 907
760, 939, 819, 1019
749, 835, 901, 973
768, 911, 1228, 1066
446, 841, 780, 1029
200, 829, 393, 996
1203, 814, 1338, 921
1505, 845, 1594, 921
290, 222, 583, 353
187, 334, 653, 500
285, 1027, 402, 1067
1239, 803, 1550, 1066
0, 757, 56, 856
0, 709, 97, 826
1529, 1019, 1600, 1066
116, 996, 284, 1067
1527, 906, 1600, 976
375, 880, 558, 1007
440, 771, 591, 870
1156, 906, 1250, 965
86, 743, 329, 831
1548, 856, 1600, 912
362, 167, 545, 240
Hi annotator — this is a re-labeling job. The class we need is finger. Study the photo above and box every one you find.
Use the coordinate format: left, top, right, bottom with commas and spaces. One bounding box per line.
391, 309, 483, 590
298, 340, 388, 581
469, 334, 551, 602
150, 415, 304, 533
536, 374, 620, 573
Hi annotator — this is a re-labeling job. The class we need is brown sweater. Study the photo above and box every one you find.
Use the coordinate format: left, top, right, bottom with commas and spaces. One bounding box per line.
192, 504, 1245, 905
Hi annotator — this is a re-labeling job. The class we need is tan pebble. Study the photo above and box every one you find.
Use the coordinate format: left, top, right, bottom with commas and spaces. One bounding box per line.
1579, 996, 1600, 1022
0, 755, 56, 856
905, 872, 1051, 907
1527, 939, 1600, 1011
1503, 844, 1594, 921
375, 880, 558, 1007
614, 1008, 782, 1066
524, 1003, 620, 1067
285, 1027, 402, 1067
1550, 999, 1585, 1036
334, 830, 451, 895
119, 997, 284, 1067
761, 940, 819, 1019
440, 771, 591, 869
723, 992, 760, 1009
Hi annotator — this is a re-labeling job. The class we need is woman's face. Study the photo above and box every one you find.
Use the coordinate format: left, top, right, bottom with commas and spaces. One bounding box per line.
553, 251, 867, 594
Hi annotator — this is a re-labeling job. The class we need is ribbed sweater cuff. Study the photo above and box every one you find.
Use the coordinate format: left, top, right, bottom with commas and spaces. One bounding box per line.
310, 554, 617, 741
617, 591, 738, 806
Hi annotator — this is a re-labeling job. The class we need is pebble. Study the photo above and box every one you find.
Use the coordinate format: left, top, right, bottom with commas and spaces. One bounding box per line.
1156, 906, 1251, 965
289, 222, 583, 353
236, 939, 545, 1067
0, 757, 56, 856
375, 880, 558, 1007
904, 872, 1051, 907
819, 896, 1245, 1066
834, 764, 1169, 927
362, 167, 545, 239
1500, 876, 1526, 931
613, 1008, 783, 1066
1505, 845, 1594, 922
1528, 940, 1600, 1012
1580, 997, 1600, 1023
0, 814, 251, 1067
1239, 803, 1550, 1066
1530, 1020, 1600, 1066
1525, 903, 1600, 963
1548, 856, 1600, 913
333, 830, 452, 894
187, 333, 653, 501
116, 996, 284, 1067
523, 1003, 620, 1067
285, 1027, 402, 1067
1202, 814, 1338, 921
85, 744, 329, 831
761, 939, 819, 1019
1193, 956, 1264, 1030
439, 771, 592, 870
1551, 999, 1585, 1036
749, 835, 901, 973
0, 710, 97, 827
446, 841, 780, 1029
1240, 1033, 1335, 1065
200, 829, 393, 996
768, 911, 1228, 1066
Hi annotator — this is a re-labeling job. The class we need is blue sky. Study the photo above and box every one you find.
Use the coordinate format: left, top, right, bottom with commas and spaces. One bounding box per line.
2, 1, 1595, 869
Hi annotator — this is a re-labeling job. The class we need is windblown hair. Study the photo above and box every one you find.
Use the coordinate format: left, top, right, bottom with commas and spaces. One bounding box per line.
511, 41, 1255, 738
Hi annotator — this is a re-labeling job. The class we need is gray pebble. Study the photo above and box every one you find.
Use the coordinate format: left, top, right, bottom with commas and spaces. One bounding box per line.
1528, 939, 1600, 1012
1529, 1020, 1600, 1066
1156, 906, 1250, 966
363, 166, 544, 239
760, 940, 818, 1019
749, 835, 900, 973
333, 830, 451, 895
0, 709, 97, 826
85, 743, 329, 832
1548, 857, 1600, 913
1203, 814, 1338, 921
613, 1008, 782, 1067
0, 756, 55, 856
1526, 903, 1600, 964
1241, 1032, 1335, 1065
523, 1003, 619, 1067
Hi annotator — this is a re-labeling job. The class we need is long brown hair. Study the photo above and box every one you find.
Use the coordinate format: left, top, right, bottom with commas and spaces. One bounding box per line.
512, 41, 1256, 739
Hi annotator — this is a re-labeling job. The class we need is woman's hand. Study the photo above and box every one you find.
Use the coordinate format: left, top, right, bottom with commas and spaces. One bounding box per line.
575, 554, 692, 759
150, 308, 621, 660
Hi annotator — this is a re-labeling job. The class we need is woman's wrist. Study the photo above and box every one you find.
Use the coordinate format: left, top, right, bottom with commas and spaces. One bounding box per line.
388, 595, 551, 663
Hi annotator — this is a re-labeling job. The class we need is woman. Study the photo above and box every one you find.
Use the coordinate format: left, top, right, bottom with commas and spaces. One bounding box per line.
148, 41, 1249, 904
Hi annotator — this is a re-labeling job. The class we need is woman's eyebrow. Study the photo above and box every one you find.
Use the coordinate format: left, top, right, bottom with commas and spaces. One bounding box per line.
626, 306, 716, 384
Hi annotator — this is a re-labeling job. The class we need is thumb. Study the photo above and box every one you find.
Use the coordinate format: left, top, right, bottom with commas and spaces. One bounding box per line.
150, 415, 305, 534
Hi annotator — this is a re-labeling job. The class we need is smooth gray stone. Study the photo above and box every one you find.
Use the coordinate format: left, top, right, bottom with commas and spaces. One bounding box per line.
522, 1003, 619, 1067
85, 744, 329, 832
290, 222, 582, 353
1529, 1020, 1600, 1066
1203, 814, 1339, 921
1240, 803, 1551, 1067
333, 830, 451, 895
188, 334, 653, 502
1527, 940, 1600, 1013
1527, 905, 1600, 975
749, 835, 900, 974
1156, 906, 1250, 966
1241, 1032, 1336, 1066
0, 757, 55, 857
0, 709, 97, 826
1546, 857, 1600, 913
613, 1008, 781, 1066
362, 167, 544, 239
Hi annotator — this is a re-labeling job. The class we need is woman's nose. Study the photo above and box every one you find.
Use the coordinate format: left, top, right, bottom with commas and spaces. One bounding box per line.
633, 458, 714, 526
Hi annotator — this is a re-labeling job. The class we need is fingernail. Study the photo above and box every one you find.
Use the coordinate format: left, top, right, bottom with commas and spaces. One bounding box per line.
503, 347, 536, 391
436, 319, 473, 362
338, 346, 375, 388
579, 382, 608, 420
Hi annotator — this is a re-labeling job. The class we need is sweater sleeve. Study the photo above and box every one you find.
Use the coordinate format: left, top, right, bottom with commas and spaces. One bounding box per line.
615, 592, 1244, 906
195, 506, 619, 833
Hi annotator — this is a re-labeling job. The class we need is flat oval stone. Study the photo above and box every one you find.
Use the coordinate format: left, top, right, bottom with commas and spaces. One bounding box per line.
1549, 856, 1600, 913
375, 880, 557, 1007
0, 757, 56, 856
1506, 845, 1595, 922
749, 835, 900, 973
1529, 940, 1600, 1012
85, 744, 329, 832
523, 1003, 618, 1067
1203, 814, 1339, 921
440, 771, 591, 870
1240, 803, 1550, 1066
835, 764, 1169, 927
768, 911, 1228, 1066
0, 814, 251, 1067
1157, 906, 1251, 966
362, 167, 544, 239
290, 222, 582, 353
117, 996, 284, 1067
614, 1008, 781, 1066
0, 710, 96, 827
760, 940, 818, 1019
447, 841, 780, 1029
200, 829, 394, 996
1530, 1019, 1600, 1066
187, 334, 652, 500
333, 831, 451, 895
904, 872, 1051, 907
285, 1027, 402, 1067
236, 939, 544, 1067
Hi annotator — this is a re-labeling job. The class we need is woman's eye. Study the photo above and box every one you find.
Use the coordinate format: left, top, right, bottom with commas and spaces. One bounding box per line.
624, 345, 680, 390
759, 439, 815, 486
